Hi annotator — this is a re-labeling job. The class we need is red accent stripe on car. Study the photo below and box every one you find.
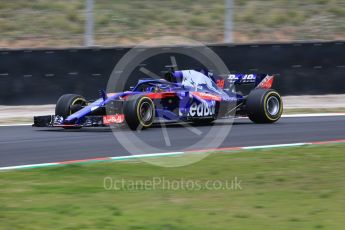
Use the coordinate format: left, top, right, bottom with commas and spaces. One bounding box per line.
257, 75, 274, 89
145, 92, 177, 99
191, 92, 222, 101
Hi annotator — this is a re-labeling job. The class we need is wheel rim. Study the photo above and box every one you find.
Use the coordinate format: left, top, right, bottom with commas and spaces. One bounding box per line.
139, 101, 153, 123
266, 96, 280, 116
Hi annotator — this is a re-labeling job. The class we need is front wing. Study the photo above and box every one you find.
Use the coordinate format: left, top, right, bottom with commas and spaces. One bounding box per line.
33, 114, 125, 128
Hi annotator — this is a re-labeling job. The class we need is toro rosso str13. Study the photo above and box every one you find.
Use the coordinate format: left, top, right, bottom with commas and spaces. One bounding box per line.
33, 70, 283, 130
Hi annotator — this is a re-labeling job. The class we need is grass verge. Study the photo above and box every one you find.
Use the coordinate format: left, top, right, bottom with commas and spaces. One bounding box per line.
1, 144, 345, 229
1, 0, 344, 47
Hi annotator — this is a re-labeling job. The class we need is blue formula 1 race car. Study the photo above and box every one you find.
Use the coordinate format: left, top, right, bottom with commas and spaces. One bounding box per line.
33, 69, 283, 130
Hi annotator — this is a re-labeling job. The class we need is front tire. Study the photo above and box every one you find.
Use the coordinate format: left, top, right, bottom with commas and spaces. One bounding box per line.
123, 95, 155, 130
55, 94, 87, 129
246, 89, 283, 123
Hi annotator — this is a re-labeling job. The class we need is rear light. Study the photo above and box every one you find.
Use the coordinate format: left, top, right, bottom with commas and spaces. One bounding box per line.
257, 75, 274, 89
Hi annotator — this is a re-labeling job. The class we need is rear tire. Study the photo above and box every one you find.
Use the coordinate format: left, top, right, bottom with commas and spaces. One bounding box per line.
123, 95, 155, 130
55, 94, 87, 129
246, 89, 283, 123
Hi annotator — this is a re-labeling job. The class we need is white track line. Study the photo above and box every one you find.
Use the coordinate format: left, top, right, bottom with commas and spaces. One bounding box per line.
0, 123, 32, 127
282, 113, 345, 118
242, 143, 308, 150
110, 151, 184, 160
0, 163, 59, 171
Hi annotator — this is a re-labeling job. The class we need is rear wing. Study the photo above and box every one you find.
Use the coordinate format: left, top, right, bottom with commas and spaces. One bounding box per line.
168, 70, 274, 94
214, 74, 275, 93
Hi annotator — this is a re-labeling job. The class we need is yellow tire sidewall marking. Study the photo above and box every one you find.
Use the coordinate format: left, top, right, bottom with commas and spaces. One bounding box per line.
70, 98, 86, 115
263, 91, 283, 121
136, 97, 155, 127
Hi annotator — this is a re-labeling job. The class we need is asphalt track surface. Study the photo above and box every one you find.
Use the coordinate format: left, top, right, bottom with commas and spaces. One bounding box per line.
0, 116, 345, 167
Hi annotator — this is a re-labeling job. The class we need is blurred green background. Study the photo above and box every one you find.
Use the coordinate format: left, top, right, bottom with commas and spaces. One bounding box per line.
0, 0, 344, 48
